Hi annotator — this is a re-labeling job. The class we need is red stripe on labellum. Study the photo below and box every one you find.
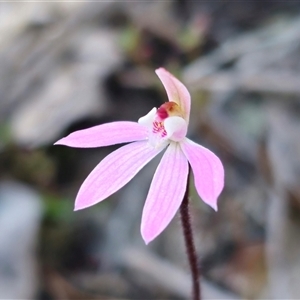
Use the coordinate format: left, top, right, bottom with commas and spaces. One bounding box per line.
153, 121, 167, 137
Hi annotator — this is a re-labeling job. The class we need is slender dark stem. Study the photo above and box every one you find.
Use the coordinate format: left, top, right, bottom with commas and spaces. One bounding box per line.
180, 170, 201, 300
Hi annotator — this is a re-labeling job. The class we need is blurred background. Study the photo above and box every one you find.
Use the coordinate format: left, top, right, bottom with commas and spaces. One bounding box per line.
1, 1, 300, 299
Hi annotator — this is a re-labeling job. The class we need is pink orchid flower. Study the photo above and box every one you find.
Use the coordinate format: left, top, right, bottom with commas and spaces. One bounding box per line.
55, 68, 224, 244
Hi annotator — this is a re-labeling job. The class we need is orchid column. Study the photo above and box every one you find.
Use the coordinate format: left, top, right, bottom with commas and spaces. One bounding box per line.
55, 68, 224, 299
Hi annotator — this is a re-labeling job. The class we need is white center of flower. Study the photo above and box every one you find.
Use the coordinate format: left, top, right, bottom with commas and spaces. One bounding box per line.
138, 102, 187, 148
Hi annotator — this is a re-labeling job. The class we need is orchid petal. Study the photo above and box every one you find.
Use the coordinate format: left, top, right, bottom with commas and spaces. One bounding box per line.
141, 142, 189, 244
155, 68, 191, 123
180, 138, 224, 211
75, 141, 165, 210
164, 116, 187, 142
54, 121, 148, 148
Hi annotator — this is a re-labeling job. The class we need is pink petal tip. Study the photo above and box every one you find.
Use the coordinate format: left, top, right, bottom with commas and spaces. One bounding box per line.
181, 138, 224, 210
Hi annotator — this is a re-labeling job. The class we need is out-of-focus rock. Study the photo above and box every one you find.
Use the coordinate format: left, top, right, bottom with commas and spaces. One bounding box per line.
0, 181, 43, 299
183, 17, 300, 85
0, 2, 123, 148
120, 247, 240, 299
124, 1, 179, 42
9, 28, 122, 148
264, 102, 300, 299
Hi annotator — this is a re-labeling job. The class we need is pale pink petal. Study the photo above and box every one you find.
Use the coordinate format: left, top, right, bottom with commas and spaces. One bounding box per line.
180, 138, 224, 211
141, 143, 189, 244
54, 121, 148, 148
155, 68, 191, 123
75, 141, 165, 210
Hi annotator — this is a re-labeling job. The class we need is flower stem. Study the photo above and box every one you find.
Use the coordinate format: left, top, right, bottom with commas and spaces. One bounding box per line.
180, 170, 201, 300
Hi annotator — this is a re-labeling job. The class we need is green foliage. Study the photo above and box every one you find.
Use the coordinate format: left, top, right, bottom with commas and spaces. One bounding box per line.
42, 193, 74, 224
